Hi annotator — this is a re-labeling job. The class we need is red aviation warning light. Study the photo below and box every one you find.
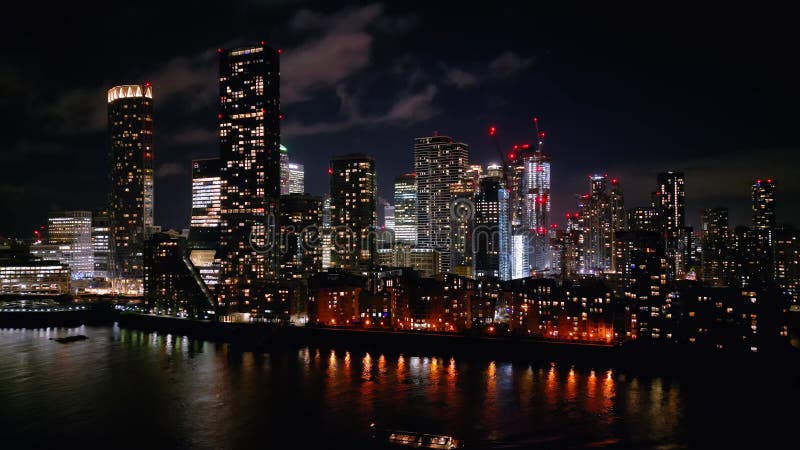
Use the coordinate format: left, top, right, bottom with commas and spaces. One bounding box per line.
537, 195, 547, 205
488, 126, 497, 136
327, 168, 333, 175
537, 226, 546, 235
611, 178, 619, 184
260, 40, 266, 46
508, 152, 516, 160
521, 143, 531, 149
767, 178, 773, 183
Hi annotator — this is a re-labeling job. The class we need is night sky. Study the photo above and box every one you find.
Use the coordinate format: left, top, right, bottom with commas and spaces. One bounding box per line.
2, 1, 798, 237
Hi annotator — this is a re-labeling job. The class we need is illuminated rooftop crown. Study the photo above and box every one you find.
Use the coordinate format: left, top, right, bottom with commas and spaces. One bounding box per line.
107, 84, 153, 103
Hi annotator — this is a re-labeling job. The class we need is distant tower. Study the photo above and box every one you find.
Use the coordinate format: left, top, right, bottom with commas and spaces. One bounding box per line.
279, 144, 290, 195
414, 134, 469, 274
287, 162, 305, 194
393, 173, 418, 245
189, 158, 222, 289
92, 210, 111, 280
329, 154, 377, 272
475, 174, 502, 278
521, 144, 551, 272
752, 178, 776, 230
217, 43, 281, 311
107, 83, 154, 282
700, 208, 729, 286
48, 211, 94, 280
656, 171, 686, 279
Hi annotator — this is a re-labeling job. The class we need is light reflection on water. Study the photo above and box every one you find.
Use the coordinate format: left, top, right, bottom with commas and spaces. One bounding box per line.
0, 325, 795, 448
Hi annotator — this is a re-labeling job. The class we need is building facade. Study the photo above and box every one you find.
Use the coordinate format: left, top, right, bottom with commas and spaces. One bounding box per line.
393, 173, 417, 245
329, 154, 377, 272
278, 193, 323, 279
414, 134, 469, 274
107, 83, 154, 282
47, 211, 94, 280
217, 43, 281, 311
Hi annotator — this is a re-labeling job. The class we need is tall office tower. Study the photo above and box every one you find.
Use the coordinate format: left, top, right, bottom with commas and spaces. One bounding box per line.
321, 194, 333, 269
329, 154, 377, 272
747, 178, 777, 285
190, 158, 222, 230
656, 171, 686, 280
498, 187, 512, 281
92, 211, 111, 279
279, 144, 290, 195
475, 175, 502, 278
486, 163, 503, 178
520, 145, 552, 272
609, 178, 625, 270
752, 178, 776, 230
580, 174, 619, 274
48, 211, 94, 279
656, 171, 685, 232
287, 162, 305, 194
394, 173, 417, 245
562, 212, 584, 279
188, 158, 222, 289
218, 43, 281, 311
466, 164, 484, 190
278, 194, 323, 279
384, 205, 395, 231
414, 134, 469, 274
700, 208, 730, 286
450, 179, 475, 277
627, 207, 658, 232
107, 83, 154, 282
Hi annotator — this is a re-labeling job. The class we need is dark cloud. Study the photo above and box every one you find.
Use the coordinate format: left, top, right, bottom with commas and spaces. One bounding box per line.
156, 162, 188, 178
443, 67, 479, 88
282, 5, 386, 104
283, 84, 438, 136
489, 51, 534, 78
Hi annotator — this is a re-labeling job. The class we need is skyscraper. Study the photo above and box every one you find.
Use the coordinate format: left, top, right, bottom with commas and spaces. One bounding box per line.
278, 193, 323, 279
748, 178, 777, 284
384, 205, 395, 231
450, 179, 475, 277
700, 208, 729, 286
48, 211, 94, 280
521, 145, 551, 272
579, 174, 622, 274
475, 175, 502, 278
752, 178, 776, 230
279, 144, 290, 195
414, 134, 469, 274
191, 158, 222, 230
107, 83, 154, 282
189, 158, 222, 289
329, 154, 377, 272
92, 210, 111, 280
656, 171, 686, 279
218, 43, 281, 311
287, 162, 304, 194
394, 173, 417, 245
656, 171, 685, 232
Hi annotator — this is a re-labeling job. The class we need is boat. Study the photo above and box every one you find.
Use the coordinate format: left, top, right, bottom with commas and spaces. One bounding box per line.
370, 422, 461, 449
51, 335, 89, 343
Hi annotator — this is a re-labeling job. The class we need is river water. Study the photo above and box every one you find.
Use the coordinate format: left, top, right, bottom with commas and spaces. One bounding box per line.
0, 325, 796, 448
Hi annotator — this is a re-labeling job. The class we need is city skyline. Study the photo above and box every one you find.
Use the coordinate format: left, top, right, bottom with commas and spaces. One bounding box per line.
2, 2, 799, 238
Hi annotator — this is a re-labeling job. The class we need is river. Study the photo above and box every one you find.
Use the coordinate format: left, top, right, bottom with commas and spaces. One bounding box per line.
0, 325, 796, 448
